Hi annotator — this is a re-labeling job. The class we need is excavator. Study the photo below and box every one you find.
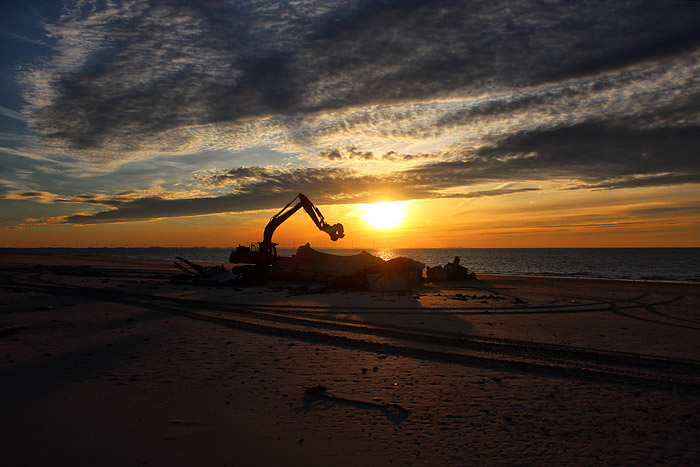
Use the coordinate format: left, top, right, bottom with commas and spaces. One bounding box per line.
229, 193, 344, 265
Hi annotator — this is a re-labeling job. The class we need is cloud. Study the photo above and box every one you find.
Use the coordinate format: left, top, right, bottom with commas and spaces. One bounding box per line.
7, 0, 699, 233
0, 106, 28, 122
4, 183, 203, 209
568, 174, 700, 191
4, 190, 58, 203
470, 123, 700, 182
46, 160, 543, 224
630, 202, 700, 218
0, 145, 64, 163
18, 0, 700, 163
21, 114, 698, 225
315, 146, 440, 162
317, 148, 343, 161
59, 187, 545, 225
0, 28, 52, 48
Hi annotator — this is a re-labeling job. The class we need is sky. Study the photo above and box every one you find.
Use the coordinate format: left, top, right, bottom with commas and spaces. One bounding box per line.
1, 0, 699, 249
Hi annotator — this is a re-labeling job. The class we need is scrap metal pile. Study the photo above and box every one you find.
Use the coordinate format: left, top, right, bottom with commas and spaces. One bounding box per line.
426, 256, 477, 282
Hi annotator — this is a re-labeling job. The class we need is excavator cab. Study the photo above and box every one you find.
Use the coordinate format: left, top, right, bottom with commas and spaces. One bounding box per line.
229, 243, 271, 265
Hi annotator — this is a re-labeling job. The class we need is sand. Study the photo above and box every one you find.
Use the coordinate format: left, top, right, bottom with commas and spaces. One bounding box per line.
1, 253, 699, 466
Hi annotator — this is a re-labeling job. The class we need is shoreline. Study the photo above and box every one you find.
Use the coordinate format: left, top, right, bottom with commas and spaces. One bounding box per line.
2, 253, 700, 465
1, 250, 698, 285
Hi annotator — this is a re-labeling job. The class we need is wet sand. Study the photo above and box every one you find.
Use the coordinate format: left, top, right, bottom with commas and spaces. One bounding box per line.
2, 253, 700, 465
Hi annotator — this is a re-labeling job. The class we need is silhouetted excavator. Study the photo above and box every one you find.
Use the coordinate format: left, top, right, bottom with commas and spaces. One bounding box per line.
229, 193, 344, 265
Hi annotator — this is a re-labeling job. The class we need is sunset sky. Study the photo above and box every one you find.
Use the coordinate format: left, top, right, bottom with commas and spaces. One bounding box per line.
1, 0, 699, 248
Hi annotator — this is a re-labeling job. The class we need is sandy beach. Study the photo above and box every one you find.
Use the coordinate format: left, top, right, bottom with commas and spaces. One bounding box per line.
2, 253, 699, 466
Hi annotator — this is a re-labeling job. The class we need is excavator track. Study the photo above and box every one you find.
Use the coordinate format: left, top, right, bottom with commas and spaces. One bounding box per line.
5, 268, 700, 391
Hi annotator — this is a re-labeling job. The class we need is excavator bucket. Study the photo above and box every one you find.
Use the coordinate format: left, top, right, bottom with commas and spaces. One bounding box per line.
322, 223, 345, 241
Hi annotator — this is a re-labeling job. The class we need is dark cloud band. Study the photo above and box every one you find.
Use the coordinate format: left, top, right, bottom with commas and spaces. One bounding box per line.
21, 0, 700, 156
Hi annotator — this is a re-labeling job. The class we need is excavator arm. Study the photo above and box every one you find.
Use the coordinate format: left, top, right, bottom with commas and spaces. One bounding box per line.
261, 194, 344, 255
230, 193, 344, 264
299, 193, 344, 242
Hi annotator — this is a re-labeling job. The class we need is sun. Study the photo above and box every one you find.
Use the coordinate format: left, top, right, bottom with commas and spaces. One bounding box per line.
362, 201, 406, 229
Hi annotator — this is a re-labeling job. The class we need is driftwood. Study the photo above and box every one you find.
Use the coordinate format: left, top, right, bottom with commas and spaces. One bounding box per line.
304, 384, 409, 413
0, 323, 32, 337
175, 256, 208, 276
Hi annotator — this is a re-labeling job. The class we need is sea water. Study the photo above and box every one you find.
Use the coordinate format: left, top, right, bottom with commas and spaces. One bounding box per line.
2, 247, 698, 283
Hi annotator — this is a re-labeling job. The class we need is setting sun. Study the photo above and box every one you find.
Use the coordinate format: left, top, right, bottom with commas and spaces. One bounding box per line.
362, 201, 407, 229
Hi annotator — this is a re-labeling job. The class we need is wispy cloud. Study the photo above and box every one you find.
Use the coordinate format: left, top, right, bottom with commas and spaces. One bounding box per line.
0, 106, 28, 122
15, 109, 700, 224
0, 27, 52, 48
4, 190, 59, 203
17, 0, 700, 167
0, 145, 65, 163
10, 161, 538, 224
466, 123, 700, 183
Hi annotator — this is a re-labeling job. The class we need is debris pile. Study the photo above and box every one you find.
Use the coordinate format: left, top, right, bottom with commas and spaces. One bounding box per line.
271, 243, 425, 292
173, 256, 243, 285
175, 245, 428, 291
270, 243, 385, 280
175, 248, 481, 290
365, 256, 425, 292
426, 256, 477, 282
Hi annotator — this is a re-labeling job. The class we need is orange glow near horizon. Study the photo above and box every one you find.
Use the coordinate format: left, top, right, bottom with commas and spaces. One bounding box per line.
1, 185, 698, 248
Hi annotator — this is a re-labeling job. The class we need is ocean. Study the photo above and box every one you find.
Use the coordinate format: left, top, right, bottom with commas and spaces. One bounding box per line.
2, 247, 698, 283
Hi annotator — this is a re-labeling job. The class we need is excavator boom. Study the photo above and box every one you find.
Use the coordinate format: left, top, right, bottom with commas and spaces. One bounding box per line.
229, 193, 344, 265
